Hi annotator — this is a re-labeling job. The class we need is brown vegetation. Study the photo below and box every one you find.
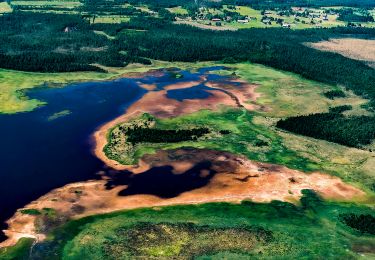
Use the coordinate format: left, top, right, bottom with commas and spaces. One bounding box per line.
308, 38, 375, 68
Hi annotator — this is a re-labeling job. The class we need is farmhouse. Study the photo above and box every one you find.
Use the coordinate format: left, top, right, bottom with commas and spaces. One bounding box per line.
262, 18, 271, 24
237, 19, 249, 23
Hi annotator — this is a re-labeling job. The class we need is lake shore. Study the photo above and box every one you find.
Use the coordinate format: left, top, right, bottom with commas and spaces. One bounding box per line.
1, 148, 367, 248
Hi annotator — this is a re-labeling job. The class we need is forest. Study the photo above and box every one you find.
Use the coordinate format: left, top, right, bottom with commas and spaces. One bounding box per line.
276, 111, 375, 148
337, 8, 375, 23
339, 213, 375, 235
0, 12, 132, 72
323, 90, 346, 99
125, 127, 210, 144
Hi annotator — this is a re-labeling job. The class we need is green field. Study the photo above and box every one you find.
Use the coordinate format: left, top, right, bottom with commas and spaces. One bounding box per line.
92, 15, 131, 24
167, 6, 188, 15
0, 69, 112, 114
4, 191, 373, 259
11, 1, 82, 7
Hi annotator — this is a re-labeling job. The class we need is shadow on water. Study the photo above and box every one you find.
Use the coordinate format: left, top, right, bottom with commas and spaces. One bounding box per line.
105, 161, 216, 198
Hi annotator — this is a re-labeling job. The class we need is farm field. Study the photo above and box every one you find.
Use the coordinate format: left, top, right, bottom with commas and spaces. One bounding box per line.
0, 2, 11, 13
308, 38, 375, 68
0, 0, 374, 259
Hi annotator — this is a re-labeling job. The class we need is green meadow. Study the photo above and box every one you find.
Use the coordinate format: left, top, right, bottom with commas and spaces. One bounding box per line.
4, 191, 373, 259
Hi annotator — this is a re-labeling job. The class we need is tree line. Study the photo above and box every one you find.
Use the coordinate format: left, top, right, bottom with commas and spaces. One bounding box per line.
276, 111, 375, 148
124, 126, 210, 144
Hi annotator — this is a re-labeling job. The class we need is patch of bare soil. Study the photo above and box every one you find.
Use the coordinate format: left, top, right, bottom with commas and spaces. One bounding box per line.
1, 149, 366, 248
308, 38, 375, 68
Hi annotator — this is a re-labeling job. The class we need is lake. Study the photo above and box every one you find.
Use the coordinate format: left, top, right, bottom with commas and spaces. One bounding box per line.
0, 66, 229, 240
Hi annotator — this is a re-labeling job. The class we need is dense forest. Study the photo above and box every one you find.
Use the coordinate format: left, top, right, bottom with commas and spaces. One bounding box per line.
339, 213, 375, 234
125, 127, 210, 144
323, 90, 346, 99
276, 111, 375, 148
0, 12, 132, 72
337, 8, 375, 22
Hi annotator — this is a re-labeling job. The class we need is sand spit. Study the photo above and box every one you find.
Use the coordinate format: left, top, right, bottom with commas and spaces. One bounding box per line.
93, 74, 259, 170
1, 149, 366, 248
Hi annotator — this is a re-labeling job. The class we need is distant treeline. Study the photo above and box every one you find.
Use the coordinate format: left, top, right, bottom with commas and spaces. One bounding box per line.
277, 111, 375, 148
125, 127, 210, 144
337, 8, 375, 22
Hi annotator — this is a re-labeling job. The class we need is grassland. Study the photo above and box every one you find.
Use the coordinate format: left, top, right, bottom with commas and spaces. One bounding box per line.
91, 15, 131, 24
0, 69, 112, 114
0, 2, 12, 13
234, 63, 370, 117
167, 6, 188, 15
10, 1, 82, 8
0, 238, 34, 260
10, 191, 373, 259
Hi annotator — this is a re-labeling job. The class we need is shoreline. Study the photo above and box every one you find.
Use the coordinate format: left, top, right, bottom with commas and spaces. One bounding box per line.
0, 148, 367, 248
2, 66, 369, 249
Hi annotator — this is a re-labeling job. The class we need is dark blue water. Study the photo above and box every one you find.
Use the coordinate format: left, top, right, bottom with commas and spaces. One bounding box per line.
166, 84, 213, 101
0, 66, 233, 241
0, 78, 146, 236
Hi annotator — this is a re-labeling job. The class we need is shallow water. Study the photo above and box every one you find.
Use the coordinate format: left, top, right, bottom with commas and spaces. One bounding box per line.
0, 67, 232, 240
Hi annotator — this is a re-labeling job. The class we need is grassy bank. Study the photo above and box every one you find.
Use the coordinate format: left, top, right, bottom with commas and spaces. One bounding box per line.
8, 191, 373, 259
